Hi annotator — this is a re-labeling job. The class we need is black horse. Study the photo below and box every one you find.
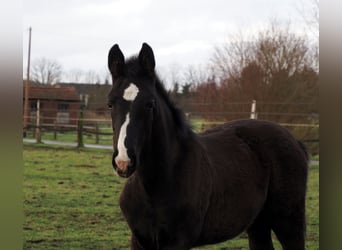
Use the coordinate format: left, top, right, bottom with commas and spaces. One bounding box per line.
107, 43, 308, 250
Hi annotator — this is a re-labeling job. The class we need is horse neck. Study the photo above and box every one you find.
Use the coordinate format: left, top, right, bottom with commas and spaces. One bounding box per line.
137, 99, 193, 192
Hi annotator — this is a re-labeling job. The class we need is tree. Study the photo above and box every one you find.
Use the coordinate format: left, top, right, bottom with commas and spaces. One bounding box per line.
297, 0, 319, 39
193, 21, 318, 124
31, 57, 62, 84
296, 0, 319, 71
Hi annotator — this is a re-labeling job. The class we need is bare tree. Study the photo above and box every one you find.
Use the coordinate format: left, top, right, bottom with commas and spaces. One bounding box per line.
296, 0, 319, 71
193, 21, 318, 125
297, 0, 319, 39
211, 31, 255, 83
31, 57, 62, 84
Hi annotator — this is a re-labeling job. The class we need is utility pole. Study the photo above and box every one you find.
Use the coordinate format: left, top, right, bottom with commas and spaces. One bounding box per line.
23, 27, 32, 137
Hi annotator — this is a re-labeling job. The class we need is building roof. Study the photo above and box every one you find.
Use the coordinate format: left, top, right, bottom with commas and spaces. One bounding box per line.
56, 83, 111, 95
23, 84, 80, 102
56, 83, 112, 109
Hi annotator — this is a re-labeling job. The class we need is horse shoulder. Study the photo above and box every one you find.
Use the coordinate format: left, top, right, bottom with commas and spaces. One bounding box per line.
119, 176, 149, 220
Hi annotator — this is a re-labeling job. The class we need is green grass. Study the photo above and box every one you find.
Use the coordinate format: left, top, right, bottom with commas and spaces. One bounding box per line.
311, 155, 319, 161
23, 145, 129, 249
23, 145, 319, 249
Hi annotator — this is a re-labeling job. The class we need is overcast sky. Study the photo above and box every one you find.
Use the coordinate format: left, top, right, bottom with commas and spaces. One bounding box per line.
23, 0, 313, 87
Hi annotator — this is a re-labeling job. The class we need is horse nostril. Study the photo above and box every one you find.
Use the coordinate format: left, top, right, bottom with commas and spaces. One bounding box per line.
116, 160, 130, 172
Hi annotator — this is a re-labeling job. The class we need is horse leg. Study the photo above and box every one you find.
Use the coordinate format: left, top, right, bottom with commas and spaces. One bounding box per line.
270, 211, 306, 250
269, 162, 307, 250
247, 210, 274, 250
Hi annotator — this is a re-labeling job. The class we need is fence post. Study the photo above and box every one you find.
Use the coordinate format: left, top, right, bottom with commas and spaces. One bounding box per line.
53, 120, 57, 140
250, 100, 257, 119
36, 99, 42, 143
77, 109, 84, 148
95, 122, 99, 144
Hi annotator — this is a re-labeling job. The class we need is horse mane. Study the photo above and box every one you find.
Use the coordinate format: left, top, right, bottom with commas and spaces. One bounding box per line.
154, 75, 195, 140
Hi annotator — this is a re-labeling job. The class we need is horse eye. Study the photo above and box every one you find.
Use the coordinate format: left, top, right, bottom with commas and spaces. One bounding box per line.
146, 100, 156, 109
107, 104, 113, 110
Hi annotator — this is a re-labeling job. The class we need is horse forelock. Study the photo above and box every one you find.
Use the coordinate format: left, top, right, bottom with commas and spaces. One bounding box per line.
125, 56, 144, 77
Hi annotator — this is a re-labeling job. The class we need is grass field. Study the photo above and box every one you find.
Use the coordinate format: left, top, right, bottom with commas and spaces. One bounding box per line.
23, 144, 319, 249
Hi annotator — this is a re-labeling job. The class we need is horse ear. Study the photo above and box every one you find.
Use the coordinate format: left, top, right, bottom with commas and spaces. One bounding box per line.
138, 43, 155, 75
108, 44, 125, 79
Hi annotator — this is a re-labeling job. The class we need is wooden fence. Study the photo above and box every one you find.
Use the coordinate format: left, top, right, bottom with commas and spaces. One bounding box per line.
23, 101, 319, 154
25, 119, 113, 147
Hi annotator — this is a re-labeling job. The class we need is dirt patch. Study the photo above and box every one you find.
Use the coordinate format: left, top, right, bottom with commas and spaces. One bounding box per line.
26, 239, 45, 244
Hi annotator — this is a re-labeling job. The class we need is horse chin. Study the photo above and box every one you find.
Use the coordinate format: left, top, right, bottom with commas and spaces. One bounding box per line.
114, 164, 136, 178
117, 169, 135, 178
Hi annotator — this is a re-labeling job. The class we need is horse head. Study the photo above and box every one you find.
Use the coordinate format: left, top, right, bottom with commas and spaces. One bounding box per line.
107, 43, 158, 177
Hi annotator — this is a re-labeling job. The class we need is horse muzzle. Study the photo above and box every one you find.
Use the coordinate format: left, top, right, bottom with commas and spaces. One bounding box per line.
112, 153, 136, 178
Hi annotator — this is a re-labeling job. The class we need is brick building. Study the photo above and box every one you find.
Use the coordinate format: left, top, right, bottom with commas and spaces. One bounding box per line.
56, 83, 112, 115
23, 83, 81, 126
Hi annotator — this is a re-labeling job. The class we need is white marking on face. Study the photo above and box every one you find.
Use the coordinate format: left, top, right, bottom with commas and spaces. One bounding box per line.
115, 83, 140, 167
123, 83, 139, 101
115, 113, 130, 164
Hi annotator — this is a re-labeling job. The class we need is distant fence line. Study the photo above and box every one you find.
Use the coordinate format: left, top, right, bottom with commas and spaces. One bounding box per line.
198, 121, 319, 128
23, 99, 318, 154
23, 116, 319, 147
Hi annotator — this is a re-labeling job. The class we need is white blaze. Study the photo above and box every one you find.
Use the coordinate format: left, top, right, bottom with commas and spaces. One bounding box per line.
115, 113, 130, 163
123, 83, 139, 101
115, 83, 139, 165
